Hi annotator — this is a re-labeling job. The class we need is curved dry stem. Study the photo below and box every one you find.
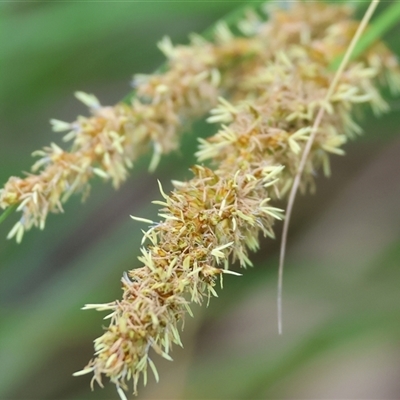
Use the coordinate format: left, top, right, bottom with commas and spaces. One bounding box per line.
277, 0, 380, 335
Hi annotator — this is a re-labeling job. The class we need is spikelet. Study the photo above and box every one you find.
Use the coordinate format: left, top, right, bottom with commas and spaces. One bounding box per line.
0, 15, 267, 241
5, 2, 397, 244
74, 2, 400, 399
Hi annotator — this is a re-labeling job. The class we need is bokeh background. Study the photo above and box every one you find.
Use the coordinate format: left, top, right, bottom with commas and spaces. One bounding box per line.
1, 1, 400, 399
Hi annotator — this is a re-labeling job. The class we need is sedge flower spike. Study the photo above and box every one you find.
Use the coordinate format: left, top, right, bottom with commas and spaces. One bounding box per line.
0, 0, 398, 398
72, 2, 400, 399
0, 20, 273, 241
4, 1, 394, 243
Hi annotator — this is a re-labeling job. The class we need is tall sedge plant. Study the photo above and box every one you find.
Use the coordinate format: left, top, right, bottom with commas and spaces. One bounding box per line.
1, 1, 400, 399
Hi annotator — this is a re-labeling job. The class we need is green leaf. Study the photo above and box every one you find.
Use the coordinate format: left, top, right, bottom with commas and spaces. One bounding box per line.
330, 1, 400, 69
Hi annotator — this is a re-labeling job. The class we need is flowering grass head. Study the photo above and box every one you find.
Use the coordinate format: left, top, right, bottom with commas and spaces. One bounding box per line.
1, 1, 400, 399
73, 2, 400, 395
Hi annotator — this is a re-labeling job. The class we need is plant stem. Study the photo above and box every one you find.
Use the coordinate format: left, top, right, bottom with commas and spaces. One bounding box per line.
329, 0, 400, 70
278, 0, 381, 335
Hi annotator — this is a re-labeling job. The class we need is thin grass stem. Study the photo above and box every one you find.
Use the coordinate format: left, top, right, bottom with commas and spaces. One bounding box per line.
330, 0, 400, 70
277, 0, 380, 335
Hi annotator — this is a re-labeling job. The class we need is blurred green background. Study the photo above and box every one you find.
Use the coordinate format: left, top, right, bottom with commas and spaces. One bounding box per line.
1, 1, 400, 399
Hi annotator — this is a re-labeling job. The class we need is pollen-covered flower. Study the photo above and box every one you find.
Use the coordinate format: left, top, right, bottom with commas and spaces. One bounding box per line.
5, 1, 394, 243
74, 2, 400, 398
0, 21, 269, 242
75, 161, 283, 396
0, 0, 397, 398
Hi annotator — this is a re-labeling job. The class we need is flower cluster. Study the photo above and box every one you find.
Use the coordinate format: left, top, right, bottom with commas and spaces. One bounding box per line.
73, 2, 400, 399
5, 2, 398, 244
75, 162, 283, 396
0, 19, 269, 242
